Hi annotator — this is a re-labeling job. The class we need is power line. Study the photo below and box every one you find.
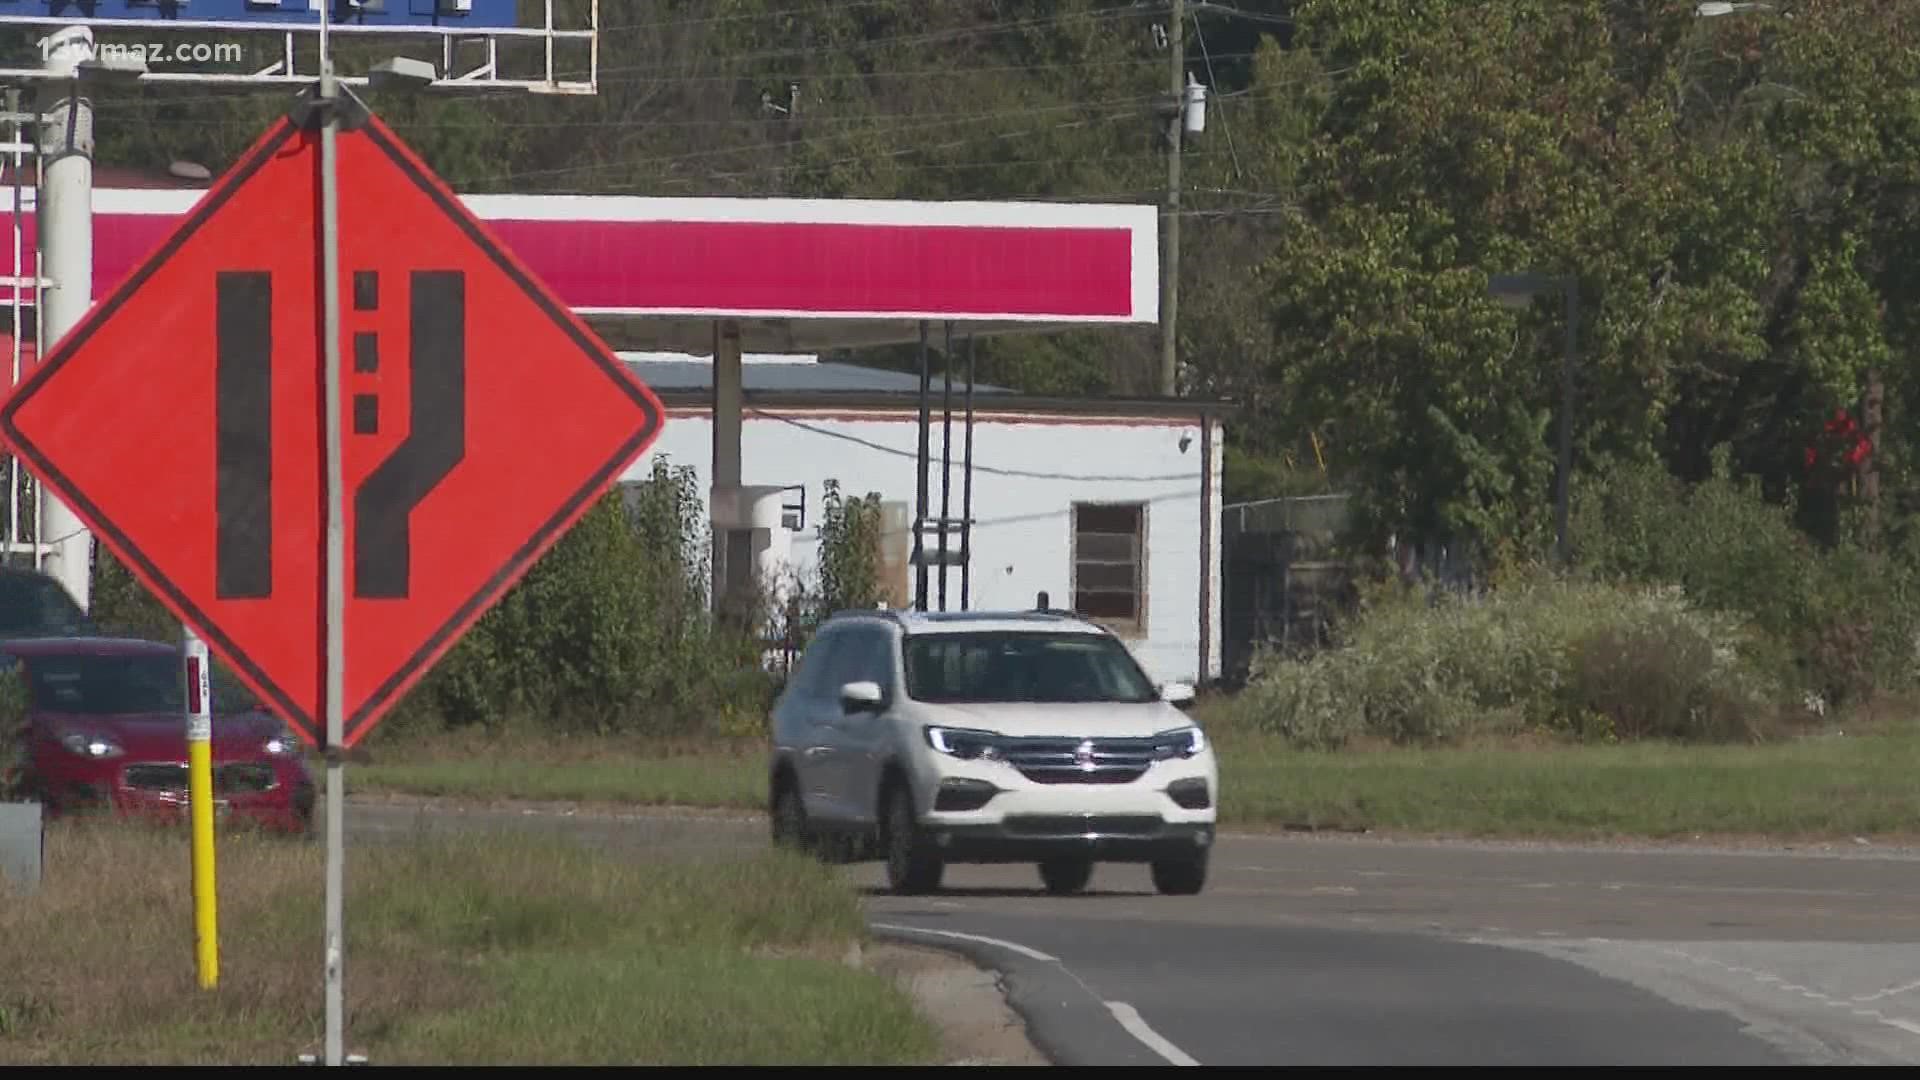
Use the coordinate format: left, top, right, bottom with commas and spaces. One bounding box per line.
1192, 11, 1244, 180
754, 410, 1203, 483
447, 81, 1257, 189
675, 145, 1230, 194
639, 103, 1202, 191
86, 51, 1264, 113
454, 91, 1171, 188
598, 0, 905, 35
70, 7, 1195, 111
95, 92, 1214, 131
594, 4, 1157, 77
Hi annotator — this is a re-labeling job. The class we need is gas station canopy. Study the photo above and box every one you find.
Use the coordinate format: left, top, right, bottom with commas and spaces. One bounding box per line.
2, 190, 1160, 352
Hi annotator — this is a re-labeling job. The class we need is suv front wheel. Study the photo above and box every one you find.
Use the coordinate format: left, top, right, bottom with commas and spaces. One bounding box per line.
1150, 852, 1208, 896
771, 777, 814, 854
882, 782, 944, 894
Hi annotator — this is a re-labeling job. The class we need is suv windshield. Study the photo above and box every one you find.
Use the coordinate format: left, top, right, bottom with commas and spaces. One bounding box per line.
19, 653, 189, 715
903, 631, 1158, 704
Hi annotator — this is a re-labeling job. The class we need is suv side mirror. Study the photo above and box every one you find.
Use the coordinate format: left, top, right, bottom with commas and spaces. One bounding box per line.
1160, 682, 1196, 710
840, 680, 885, 714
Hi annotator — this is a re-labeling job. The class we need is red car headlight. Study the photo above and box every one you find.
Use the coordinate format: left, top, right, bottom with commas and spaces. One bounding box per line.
60, 733, 124, 759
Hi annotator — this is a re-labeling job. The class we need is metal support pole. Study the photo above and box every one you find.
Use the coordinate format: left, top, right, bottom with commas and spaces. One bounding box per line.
960, 334, 975, 612
6, 86, 25, 565
36, 25, 96, 610
1159, 0, 1184, 398
317, 5, 348, 1066
1557, 280, 1577, 567
184, 626, 218, 989
1197, 413, 1213, 687
914, 321, 931, 611
938, 321, 953, 611
711, 320, 743, 613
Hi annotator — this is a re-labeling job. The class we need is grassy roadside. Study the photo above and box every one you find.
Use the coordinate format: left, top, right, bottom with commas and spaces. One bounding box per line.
347, 715, 1920, 842
350, 736, 764, 810
1216, 723, 1920, 840
0, 820, 938, 1066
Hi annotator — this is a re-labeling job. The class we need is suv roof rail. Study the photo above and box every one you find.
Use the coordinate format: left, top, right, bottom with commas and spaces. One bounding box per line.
824, 607, 904, 625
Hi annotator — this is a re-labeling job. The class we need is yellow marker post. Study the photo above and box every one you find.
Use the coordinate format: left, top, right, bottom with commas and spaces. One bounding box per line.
184, 628, 218, 989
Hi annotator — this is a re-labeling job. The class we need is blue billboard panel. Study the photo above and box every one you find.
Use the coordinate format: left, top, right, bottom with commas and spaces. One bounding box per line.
0, 1, 519, 31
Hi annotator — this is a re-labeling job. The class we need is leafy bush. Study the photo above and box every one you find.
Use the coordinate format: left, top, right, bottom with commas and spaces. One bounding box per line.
770, 480, 889, 652
815, 480, 887, 615
1572, 452, 1920, 709
90, 547, 177, 643
389, 458, 769, 738
1230, 574, 1786, 748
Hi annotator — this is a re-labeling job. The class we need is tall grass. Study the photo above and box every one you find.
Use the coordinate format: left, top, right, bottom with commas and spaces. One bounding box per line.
0, 820, 937, 1065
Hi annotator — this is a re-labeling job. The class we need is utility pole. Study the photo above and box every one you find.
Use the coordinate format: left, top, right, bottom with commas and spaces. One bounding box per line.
1159, 0, 1183, 398
36, 26, 95, 611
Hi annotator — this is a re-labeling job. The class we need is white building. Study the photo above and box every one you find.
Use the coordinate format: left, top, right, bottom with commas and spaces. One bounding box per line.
618, 353, 1226, 686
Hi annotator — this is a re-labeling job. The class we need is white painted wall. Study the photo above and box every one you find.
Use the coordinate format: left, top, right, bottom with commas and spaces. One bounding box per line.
621, 406, 1223, 685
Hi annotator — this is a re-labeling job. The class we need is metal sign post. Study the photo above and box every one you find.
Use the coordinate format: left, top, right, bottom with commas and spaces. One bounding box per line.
315, 3, 349, 1065
183, 626, 218, 989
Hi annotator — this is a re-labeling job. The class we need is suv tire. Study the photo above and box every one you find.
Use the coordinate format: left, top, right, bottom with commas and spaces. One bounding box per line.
1038, 857, 1094, 895
1150, 852, 1208, 896
883, 782, 944, 894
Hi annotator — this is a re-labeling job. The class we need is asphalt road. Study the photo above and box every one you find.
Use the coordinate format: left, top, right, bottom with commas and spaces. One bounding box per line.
347, 799, 1920, 1066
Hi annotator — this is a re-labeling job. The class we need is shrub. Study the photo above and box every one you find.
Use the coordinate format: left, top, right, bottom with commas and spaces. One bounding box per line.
1230, 574, 1785, 748
815, 480, 887, 615
770, 480, 891, 667
1572, 453, 1920, 709
1560, 600, 1776, 742
89, 546, 177, 643
395, 458, 769, 738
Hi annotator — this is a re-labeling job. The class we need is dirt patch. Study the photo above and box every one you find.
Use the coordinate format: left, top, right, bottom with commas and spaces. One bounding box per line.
849, 940, 1049, 1066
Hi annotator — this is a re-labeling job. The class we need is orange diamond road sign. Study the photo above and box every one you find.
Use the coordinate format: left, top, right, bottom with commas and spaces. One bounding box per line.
0, 101, 665, 748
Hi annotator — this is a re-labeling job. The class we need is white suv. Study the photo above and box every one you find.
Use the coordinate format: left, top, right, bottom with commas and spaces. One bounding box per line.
767, 608, 1218, 896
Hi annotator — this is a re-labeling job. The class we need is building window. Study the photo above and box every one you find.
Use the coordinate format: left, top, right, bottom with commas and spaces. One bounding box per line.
1072, 503, 1145, 634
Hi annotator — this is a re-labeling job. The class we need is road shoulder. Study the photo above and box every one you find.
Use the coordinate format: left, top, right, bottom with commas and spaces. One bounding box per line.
853, 939, 1050, 1066
342, 791, 1920, 858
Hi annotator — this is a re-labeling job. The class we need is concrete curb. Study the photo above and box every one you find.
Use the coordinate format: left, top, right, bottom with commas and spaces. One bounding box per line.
868, 923, 1164, 1067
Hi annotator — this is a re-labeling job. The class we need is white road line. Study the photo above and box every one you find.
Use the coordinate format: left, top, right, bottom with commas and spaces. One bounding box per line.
1883, 1017, 1920, 1037
874, 923, 1204, 1065
869, 923, 1059, 963
1106, 1001, 1201, 1066
1853, 978, 1920, 1003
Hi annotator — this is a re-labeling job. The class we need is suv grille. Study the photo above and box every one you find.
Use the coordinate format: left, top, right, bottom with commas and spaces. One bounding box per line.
1004, 814, 1164, 837
1000, 735, 1157, 785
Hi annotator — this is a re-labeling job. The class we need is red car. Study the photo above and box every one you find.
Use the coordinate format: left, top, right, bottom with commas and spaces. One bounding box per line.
2, 636, 315, 835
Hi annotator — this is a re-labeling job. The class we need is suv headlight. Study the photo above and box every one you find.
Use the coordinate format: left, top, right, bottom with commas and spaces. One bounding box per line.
60, 733, 124, 759
263, 732, 302, 756
924, 725, 1003, 761
1151, 726, 1206, 760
